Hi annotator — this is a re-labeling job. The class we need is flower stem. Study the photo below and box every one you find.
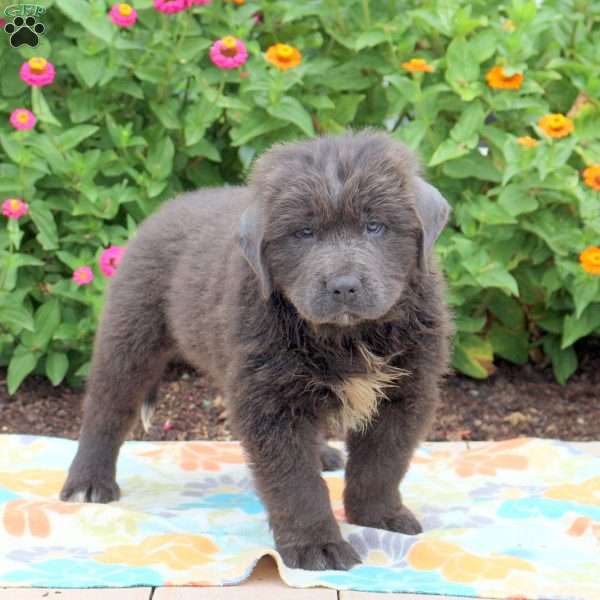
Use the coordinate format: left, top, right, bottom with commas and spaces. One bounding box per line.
361, 0, 371, 28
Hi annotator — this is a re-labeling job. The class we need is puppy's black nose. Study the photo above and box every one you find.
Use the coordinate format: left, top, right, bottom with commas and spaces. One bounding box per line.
327, 275, 362, 303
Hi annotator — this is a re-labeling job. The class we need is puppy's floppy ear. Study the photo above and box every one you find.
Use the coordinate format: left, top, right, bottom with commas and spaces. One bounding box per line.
413, 177, 451, 270
239, 204, 272, 300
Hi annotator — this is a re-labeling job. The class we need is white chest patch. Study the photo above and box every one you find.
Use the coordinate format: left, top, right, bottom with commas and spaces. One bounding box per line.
333, 344, 409, 432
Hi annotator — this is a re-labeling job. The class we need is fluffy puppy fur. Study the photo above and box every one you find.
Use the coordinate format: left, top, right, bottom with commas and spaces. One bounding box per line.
60, 130, 454, 571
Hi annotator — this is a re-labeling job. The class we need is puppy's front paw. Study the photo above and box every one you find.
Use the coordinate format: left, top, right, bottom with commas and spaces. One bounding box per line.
60, 476, 120, 503
278, 540, 361, 571
347, 504, 422, 535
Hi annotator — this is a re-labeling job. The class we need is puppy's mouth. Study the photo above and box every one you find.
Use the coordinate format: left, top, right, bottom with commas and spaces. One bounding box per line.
332, 312, 362, 327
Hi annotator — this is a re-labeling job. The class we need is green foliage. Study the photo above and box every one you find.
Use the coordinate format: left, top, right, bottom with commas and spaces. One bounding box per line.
1, 0, 599, 391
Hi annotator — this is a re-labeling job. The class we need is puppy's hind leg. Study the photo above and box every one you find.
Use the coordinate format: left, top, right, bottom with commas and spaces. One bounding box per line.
60, 275, 174, 503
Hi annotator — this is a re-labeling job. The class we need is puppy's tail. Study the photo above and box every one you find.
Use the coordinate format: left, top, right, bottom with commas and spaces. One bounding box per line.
141, 384, 159, 433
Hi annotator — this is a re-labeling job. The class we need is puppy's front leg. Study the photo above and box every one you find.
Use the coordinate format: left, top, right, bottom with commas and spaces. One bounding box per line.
234, 402, 360, 571
343, 383, 438, 534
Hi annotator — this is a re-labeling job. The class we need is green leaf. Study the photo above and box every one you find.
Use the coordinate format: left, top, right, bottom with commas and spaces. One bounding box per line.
0, 305, 34, 332
454, 314, 486, 333
55, 0, 115, 43
184, 100, 222, 146
450, 100, 485, 143
354, 31, 388, 50
452, 333, 494, 379
32, 298, 61, 351
488, 292, 525, 329
302, 94, 336, 110
31, 87, 61, 127
319, 64, 376, 91
75, 53, 107, 87
466, 196, 516, 225
475, 265, 519, 296
489, 323, 529, 364
543, 335, 577, 384
561, 305, 600, 348
29, 202, 59, 250
57, 125, 99, 151
445, 37, 480, 86
230, 112, 287, 147
67, 90, 99, 123
428, 139, 471, 166
7, 345, 39, 394
469, 29, 497, 63
150, 99, 182, 131
497, 185, 539, 216
267, 96, 315, 137
571, 276, 600, 319
393, 120, 427, 150
145, 136, 174, 181
46, 352, 69, 386
186, 139, 221, 162
442, 153, 502, 182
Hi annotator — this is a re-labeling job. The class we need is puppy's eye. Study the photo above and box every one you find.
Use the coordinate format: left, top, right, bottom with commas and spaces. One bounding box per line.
295, 227, 314, 239
366, 221, 385, 235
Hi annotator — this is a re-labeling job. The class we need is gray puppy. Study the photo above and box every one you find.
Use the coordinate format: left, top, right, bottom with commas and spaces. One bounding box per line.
61, 130, 453, 571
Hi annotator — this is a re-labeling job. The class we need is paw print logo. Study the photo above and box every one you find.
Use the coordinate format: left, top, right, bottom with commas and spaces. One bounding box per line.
4, 15, 45, 48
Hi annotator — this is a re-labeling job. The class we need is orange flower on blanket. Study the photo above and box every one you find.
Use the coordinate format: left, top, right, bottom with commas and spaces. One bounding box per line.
451, 438, 529, 477
0, 469, 67, 496
545, 476, 600, 506
567, 516, 600, 539
407, 539, 534, 583
97, 533, 219, 570
140, 441, 244, 471
3, 500, 81, 538
538, 113, 574, 138
485, 65, 524, 90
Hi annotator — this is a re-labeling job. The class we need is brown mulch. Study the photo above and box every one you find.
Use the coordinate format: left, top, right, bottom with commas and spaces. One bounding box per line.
1, 337, 599, 442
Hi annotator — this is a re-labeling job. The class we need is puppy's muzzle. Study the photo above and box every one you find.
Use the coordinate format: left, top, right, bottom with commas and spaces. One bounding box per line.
326, 274, 363, 305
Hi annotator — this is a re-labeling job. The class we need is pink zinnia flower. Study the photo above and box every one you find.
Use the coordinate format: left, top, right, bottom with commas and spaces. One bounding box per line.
2, 198, 29, 220
154, 0, 186, 13
9, 108, 36, 130
209, 36, 249, 70
99, 245, 126, 278
72, 266, 94, 286
0, 19, 6, 29
19, 57, 56, 87
186, 0, 211, 5
109, 3, 138, 27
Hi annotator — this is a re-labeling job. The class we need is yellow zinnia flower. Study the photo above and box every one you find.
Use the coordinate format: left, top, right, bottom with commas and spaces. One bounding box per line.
538, 113, 574, 139
485, 65, 523, 90
401, 58, 434, 73
265, 43, 302, 70
579, 246, 600, 276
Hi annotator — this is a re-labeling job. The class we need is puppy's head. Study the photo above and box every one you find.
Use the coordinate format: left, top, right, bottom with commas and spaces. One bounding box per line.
240, 130, 450, 327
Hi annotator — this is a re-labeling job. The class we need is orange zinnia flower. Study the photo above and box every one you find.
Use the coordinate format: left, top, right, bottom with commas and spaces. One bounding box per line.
401, 58, 434, 73
538, 113, 574, 138
580, 246, 600, 276
517, 136, 538, 148
265, 43, 302, 70
485, 65, 523, 90
582, 165, 600, 191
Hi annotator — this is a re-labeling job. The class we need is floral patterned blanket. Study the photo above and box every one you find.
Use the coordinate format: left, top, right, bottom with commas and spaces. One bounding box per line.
1, 435, 599, 598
